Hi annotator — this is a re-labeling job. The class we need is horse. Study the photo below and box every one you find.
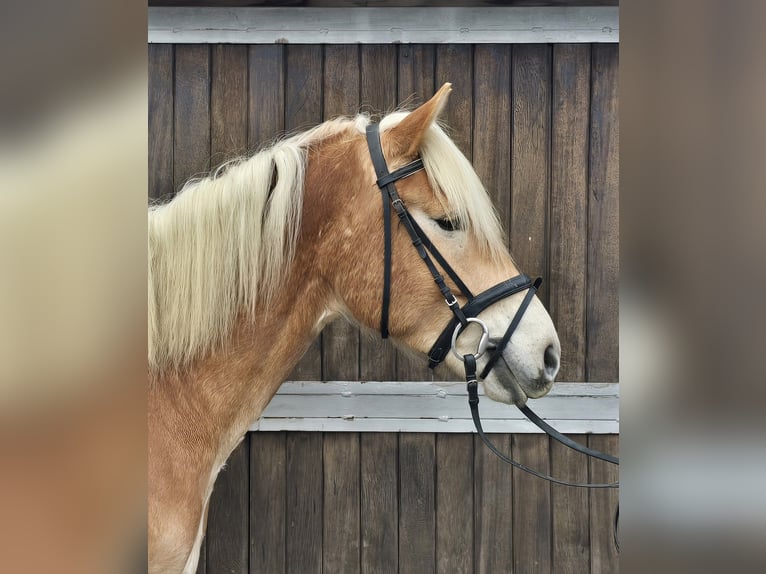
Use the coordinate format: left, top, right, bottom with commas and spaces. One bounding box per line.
148, 83, 561, 574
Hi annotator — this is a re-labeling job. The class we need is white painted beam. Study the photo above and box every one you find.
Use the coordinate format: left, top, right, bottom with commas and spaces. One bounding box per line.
251, 381, 619, 433
149, 7, 619, 44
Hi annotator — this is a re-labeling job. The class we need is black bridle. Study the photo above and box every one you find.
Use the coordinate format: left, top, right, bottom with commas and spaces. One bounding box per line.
366, 123, 619, 490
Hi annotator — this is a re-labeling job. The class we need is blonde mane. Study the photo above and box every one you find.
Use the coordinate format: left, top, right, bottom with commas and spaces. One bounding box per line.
148, 112, 506, 372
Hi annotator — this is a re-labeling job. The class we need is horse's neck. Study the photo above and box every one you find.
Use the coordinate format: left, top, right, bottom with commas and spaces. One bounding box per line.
158, 274, 331, 464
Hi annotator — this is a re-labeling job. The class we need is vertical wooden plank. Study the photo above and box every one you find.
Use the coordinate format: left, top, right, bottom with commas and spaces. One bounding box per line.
588, 435, 619, 573
361, 44, 398, 114
361, 433, 399, 574
286, 432, 323, 574
586, 44, 619, 382
323, 433, 361, 574
211, 45, 248, 167
511, 44, 552, 304
396, 44, 435, 382
512, 434, 552, 573
551, 435, 590, 573
473, 434, 513, 574
322, 44, 361, 381
435, 44, 473, 159
435, 434, 473, 574
204, 45, 250, 574
360, 44, 398, 381
206, 440, 249, 574
550, 44, 591, 382
248, 45, 284, 150
174, 44, 210, 192
284, 45, 324, 380
473, 45, 512, 243
398, 44, 435, 109
197, 541, 207, 574
399, 433, 436, 574
250, 432, 286, 574
148, 44, 173, 201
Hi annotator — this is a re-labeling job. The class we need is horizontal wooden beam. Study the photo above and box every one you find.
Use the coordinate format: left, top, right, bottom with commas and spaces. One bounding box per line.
252, 381, 619, 433
148, 7, 619, 44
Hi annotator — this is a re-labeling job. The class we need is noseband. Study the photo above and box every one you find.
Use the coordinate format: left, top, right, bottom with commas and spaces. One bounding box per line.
366, 123, 619, 490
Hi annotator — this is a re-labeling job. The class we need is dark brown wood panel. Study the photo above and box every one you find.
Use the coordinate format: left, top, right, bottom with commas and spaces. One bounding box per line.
285, 432, 323, 574
399, 433, 436, 574
174, 45, 210, 192
586, 44, 619, 382
435, 44, 473, 160
511, 44, 552, 305
551, 435, 590, 573
588, 435, 619, 573
473, 434, 513, 574
550, 44, 591, 382
211, 45, 248, 166
473, 45, 512, 244
435, 434, 473, 574
323, 433, 361, 573
248, 45, 284, 149
512, 434, 552, 572
205, 440, 249, 574
148, 44, 173, 201
250, 432, 287, 574
361, 433, 399, 574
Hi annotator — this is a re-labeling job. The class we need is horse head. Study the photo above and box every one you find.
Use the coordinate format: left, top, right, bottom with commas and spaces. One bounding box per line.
306, 84, 561, 404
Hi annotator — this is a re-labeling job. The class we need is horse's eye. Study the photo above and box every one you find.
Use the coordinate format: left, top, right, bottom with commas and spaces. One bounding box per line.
435, 218, 459, 232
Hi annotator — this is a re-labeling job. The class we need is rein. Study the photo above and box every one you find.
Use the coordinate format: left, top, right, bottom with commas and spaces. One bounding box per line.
366, 123, 619, 490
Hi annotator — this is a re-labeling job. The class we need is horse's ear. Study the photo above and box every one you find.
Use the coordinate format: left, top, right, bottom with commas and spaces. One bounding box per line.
386, 82, 452, 158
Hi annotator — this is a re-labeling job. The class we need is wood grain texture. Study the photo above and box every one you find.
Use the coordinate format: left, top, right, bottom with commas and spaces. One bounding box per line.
359, 44, 399, 381
286, 432, 323, 574
435, 434, 473, 574
435, 44, 473, 159
323, 433, 361, 573
586, 43, 619, 382
361, 433, 399, 574
399, 433, 436, 574
588, 435, 619, 574
250, 432, 286, 574
512, 434, 552, 573
473, 434, 513, 574
511, 44, 551, 305
396, 43, 436, 382
473, 45, 512, 244
551, 434, 590, 573
550, 44, 591, 382
248, 45, 284, 149
321, 44, 361, 381
211, 45, 248, 167
196, 542, 206, 574
285, 45, 324, 380
206, 440, 249, 574
148, 44, 174, 201
174, 44, 210, 192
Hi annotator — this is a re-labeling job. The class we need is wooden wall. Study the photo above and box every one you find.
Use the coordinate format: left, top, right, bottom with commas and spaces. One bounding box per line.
149, 42, 619, 573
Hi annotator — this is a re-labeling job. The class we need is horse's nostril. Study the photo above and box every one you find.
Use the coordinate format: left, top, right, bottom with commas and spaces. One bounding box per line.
543, 344, 559, 376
